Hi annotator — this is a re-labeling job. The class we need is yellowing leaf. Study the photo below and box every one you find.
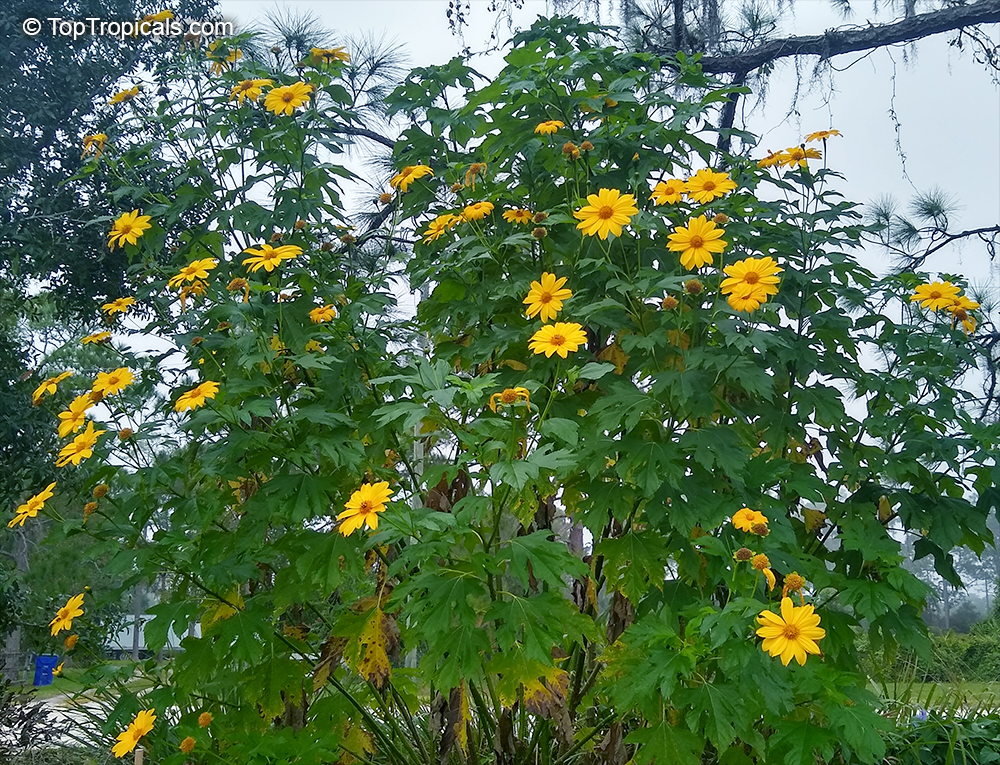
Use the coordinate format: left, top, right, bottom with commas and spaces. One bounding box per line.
347, 606, 395, 689
339, 724, 375, 765
597, 340, 629, 374
201, 588, 244, 629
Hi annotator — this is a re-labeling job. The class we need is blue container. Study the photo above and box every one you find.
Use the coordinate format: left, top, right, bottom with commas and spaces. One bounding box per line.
33, 654, 60, 686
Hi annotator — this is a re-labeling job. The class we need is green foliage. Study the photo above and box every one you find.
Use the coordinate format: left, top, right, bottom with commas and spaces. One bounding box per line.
9, 14, 1000, 765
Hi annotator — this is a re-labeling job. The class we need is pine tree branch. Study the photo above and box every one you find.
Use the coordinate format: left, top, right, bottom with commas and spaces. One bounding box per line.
678, 0, 1000, 75
332, 124, 396, 150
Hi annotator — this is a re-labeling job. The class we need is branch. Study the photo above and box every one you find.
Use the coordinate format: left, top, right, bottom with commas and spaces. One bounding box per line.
684, 0, 1000, 75
332, 124, 396, 150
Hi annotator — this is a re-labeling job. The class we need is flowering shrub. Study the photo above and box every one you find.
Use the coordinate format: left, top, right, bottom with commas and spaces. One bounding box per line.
12, 15, 1000, 765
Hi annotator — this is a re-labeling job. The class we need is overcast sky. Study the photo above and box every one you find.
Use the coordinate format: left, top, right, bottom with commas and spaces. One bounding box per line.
217, 0, 1000, 288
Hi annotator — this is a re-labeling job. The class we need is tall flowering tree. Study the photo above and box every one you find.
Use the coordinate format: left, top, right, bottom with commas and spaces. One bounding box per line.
12, 16, 1000, 765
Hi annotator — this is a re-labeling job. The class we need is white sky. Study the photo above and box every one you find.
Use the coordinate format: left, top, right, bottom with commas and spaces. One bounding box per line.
216, 0, 1000, 288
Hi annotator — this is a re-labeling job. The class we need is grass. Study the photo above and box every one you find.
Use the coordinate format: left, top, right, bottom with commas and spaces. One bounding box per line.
874, 679, 1000, 718
16, 661, 143, 702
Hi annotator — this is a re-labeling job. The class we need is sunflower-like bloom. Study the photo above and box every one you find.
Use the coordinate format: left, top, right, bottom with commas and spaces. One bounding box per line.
56, 422, 106, 467
32, 371, 73, 405
82, 332, 112, 345
92, 367, 134, 396
464, 162, 487, 189
338, 481, 394, 536
57, 393, 96, 438
523, 273, 572, 323
534, 120, 564, 135
528, 322, 588, 359
198, 712, 212, 727
309, 46, 350, 64
574, 188, 639, 240
684, 169, 737, 204
309, 305, 337, 323
947, 295, 979, 334
782, 572, 807, 602
107, 85, 140, 105
721, 256, 783, 312
804, 129, 841, 143
650, 179, 686, 205
101, 297, 135, 316
107, 210, 152, 250
756, 597, 826, 666
503, 208, 533, 225
489, 387, 530, 413
168, 258, 218, 289
140, 10, 173, 23
911, 281, 961, 311
779, 146, 822, 168
82, 133, 108, 158
8, 482, 56, 528
389, 165, 433, 193
64, 634, 79, 650
422, 213, 460, 243
757, 151, 784, 169
111, 709, 157, 759
207, 42, 242, 74
264, 82, 313, 116
229, 78, 273, 105
667, 215, 727, 270
751, 553, 776, 591
49, 593, 84, 635
732, 507, 768, 532
180, 737, 196, 754
242, 244, 303, 273
462, 201, 494, 221
174, 381, 220, 412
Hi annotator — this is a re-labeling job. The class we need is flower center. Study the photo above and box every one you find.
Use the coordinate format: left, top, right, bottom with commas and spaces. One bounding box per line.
539, 291, 553, 304
689, 235, 704, 248
598, 205, 615, 220
501, 391, 518, 404
550, 334, 566, 346
283, 92, 295, 103
703, 181, 716, 191
782, 624, 801, 641
954, 309, 968, 320
929, 289, 942, 299
119, 223, 133, 235
744, 271, 760, 284
359, 501, 372, 513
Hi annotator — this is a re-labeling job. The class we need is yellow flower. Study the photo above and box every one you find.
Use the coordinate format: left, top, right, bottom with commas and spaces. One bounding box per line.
911, 281, 961, 311
757, 150, 784, 169
101, 297, 135, 316
573, 188, 639, 240
779, 146, 822, 168
8, 482, 56, 528
82, 133, 107, 158
107, 210, 152, 250
751, 553, 776, 591
111, 709, 156, 759
489, 387, 530, 413
782, 572, 807, 601
107, 85, 140, 105
32, 371, 73, 405
422, 213, 460, 243
52, 662, 63, 677
264, 81, 313, 115
947, 295, 979, 334
523, 273, 572, 323
528, 322, 588, 359
684, 168, 737, 204
49, 593, 84, 636
309, 46, 350, 64
390, 165, 434, 193
56, 422, 106, 467
242, 243, 303, 273
461, 201, 494, 221
57, 393, 96, 438
721, 257, 783, 312
168, 258, 218, 289
180, 736, 196, 754
503, 208, 533, 225
64, 634, 79, 650
92, 367, 134, 396
338, 482, 394, 536
464, 162, 488, 189
534, 120, 564, 135
198, 711, 213, 727
732, 507, 768, 532
650, 179, 686, 205
309, 305, 337, 323
667, 215, 727, 270
229, 78, 273, 105
175, 381, 220, 412
207, 41, 243, 74
804, 129, 841, 142
82, 332, 112, 345
756, 597, 826, 666
140, 9, 174, 23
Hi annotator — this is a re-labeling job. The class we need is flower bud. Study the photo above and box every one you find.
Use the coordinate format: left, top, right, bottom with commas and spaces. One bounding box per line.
84, 501, 99, 518
450, 182, 464, 192
684, 279, 703, 296
269, 232, 283, 243
118, 428, 133, 440
661, 295, 678, 310
293, 219, 307, 230
733, 547, 753, 562
340, 234, 356, 244
751, 522, 770, 537
320, 241, 334, 252
532, 227, 547, 239
378, 193, 392, 205
713, 213, 729, 224
580, 140, 594, 151
93, 484, 108, 499
533, 212, 548, 224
